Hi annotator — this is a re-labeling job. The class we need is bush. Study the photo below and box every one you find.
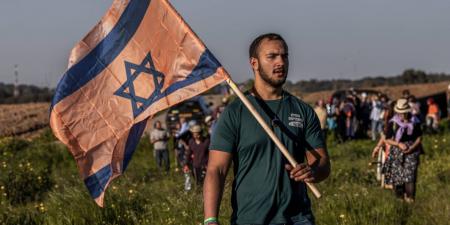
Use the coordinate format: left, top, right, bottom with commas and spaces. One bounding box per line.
1, 161, 53, 205
0, 137, 54, 205
0, 137, 29, 154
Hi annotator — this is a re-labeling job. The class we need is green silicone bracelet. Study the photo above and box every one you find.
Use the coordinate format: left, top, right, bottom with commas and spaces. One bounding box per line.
204, 217, 218, 224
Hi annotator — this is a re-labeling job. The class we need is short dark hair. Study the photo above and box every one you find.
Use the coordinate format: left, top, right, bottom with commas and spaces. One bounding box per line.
249, 33, 288, 58
153, 120, 161, 128
402, 89, 410, 96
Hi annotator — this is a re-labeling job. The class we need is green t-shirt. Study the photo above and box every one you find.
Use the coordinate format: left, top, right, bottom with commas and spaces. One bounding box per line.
210, 92, 325, 225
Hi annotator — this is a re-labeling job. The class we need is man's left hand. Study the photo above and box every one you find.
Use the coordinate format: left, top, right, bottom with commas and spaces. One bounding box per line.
285, 163, 315, 183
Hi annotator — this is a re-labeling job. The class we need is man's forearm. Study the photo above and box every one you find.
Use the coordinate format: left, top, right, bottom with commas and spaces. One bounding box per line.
311, 159, 330, 183
305, 148, 330, 183
203, 168, 226, 220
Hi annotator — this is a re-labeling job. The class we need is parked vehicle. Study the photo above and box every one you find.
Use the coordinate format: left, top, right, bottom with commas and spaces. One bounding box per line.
165, 96, 211, 132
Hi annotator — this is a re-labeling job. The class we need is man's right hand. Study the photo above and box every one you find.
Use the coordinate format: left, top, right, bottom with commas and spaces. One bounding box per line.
285, 163, 315, 183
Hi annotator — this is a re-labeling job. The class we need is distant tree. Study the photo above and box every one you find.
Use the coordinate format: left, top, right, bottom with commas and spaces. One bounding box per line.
0, 82, 54, 104
401, 69, 428, 84
282, 69, 450, 94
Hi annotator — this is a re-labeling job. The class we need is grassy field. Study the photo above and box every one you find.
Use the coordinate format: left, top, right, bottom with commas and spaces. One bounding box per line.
1, 126, 449, 225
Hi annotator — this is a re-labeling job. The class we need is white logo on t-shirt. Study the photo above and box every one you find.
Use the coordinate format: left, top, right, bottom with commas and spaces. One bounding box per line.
288, 113, 303, 128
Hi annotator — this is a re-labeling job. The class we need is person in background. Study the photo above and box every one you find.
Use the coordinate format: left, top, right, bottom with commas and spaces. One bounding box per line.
379, 94, 390, 131
174, 118, 192, 189
359, 92, 371, 139
213, 97, 229, 120
150, 121, 170, 173
447, 84, 450, 120
350, 94, 361, 138
370, 95, 383, 141
379, 94, 389, 113
176, 117, 190, 138
206, 112, 220, 139
327, 97, 339, 142
425, 98, 440, 133
402, 89, 411, 99
205, 115, 214, 135
342, 97, 356, 140
314, 99, 328, 142
402, 90, 411, 100
382, 99, 422, 203
185, 125, 210, 186
172, 121, 192, 190
337, 100, 347, 143
175, 117, 192, 168
408, 95, 421, 119
173, 122, 187, 172
372, 100, 396, 189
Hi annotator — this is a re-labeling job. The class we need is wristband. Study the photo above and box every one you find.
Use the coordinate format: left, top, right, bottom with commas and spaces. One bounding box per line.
204, 217, 218, 225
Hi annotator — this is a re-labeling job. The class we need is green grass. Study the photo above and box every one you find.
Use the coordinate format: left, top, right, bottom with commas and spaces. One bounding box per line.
1, 126, 449, 225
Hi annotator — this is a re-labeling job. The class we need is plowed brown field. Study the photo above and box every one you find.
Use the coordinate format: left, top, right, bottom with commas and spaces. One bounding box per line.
0, 103, 50, 138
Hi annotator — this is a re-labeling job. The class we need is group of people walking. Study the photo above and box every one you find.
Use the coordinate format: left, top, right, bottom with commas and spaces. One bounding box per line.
314, 89, 444, 202
314, 91, 391, 142
313, 89, 443, 143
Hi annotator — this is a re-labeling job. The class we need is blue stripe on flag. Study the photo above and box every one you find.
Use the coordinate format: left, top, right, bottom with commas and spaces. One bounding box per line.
151, 49, 221, 104
84, 165, 112, 199
164, 49, 221, 94
51, 0, 151, 109
122, 118, 148, 172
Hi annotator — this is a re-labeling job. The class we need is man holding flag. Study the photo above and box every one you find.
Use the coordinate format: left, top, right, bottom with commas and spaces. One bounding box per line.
204, 33, 331, 225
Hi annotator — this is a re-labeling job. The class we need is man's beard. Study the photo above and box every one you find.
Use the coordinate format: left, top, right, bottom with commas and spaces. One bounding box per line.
258, 66, 287, 88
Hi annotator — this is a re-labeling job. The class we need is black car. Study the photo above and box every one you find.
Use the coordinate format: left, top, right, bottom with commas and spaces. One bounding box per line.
166, 100, 205, 132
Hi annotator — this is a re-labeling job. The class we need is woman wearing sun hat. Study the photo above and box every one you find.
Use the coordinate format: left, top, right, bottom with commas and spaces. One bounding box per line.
381, 99, 423, 203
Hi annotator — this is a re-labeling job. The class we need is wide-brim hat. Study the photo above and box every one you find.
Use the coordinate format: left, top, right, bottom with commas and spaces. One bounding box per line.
204, 115, 213, 123
394, 98, 411, 113
189, 125, 202, 133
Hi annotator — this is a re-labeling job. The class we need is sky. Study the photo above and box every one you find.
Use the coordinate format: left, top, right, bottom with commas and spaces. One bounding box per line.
1, 0, 450, 87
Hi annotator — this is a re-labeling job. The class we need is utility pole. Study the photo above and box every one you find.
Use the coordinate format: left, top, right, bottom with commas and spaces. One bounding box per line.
13, 64, 20, 98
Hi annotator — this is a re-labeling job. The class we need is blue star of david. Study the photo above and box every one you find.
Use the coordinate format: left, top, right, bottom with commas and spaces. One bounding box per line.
114, 52, 164, 118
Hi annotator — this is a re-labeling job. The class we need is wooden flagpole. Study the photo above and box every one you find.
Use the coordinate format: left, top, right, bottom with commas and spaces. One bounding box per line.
225, 78, 321, 198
